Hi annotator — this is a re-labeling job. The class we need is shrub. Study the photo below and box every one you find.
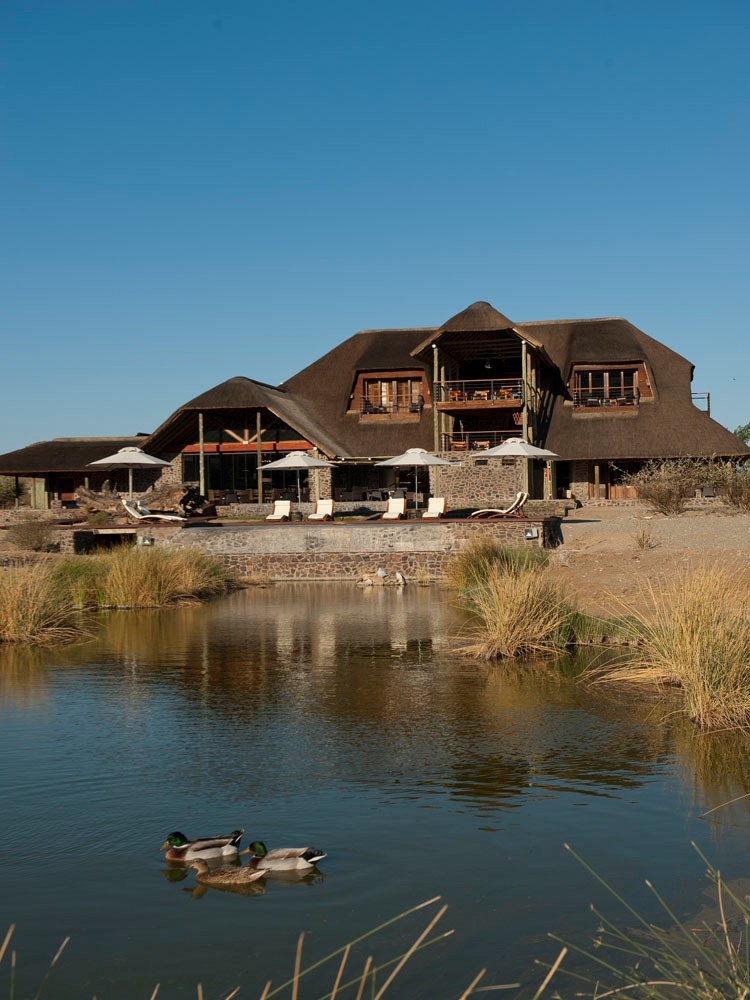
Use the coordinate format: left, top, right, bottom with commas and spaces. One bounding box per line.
704, 460, 750, 511
6, 517, 58, 552
622, 458, 704, 515
0, 477, 22, 508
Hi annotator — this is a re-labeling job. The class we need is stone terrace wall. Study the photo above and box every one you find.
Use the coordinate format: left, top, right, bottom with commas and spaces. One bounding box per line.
151, 518, 557, 581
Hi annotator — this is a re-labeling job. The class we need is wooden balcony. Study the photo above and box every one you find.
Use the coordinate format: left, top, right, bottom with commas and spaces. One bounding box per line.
440, 430, 523, 453
435, 379, 524, 411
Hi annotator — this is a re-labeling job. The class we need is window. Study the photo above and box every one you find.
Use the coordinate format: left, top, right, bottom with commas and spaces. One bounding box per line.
361, 377, 423, 414
572, 367, 639, 406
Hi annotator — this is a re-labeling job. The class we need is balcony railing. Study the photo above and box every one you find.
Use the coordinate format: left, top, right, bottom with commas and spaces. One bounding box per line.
440, 429, 522, 452
435, 379, 524, 403
572, 388, 639, 408
360, 397, 425, 415
691, 392, 710, 414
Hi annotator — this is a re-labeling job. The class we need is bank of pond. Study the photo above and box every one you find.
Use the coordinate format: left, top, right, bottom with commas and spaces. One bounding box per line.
1, 540, 749, 731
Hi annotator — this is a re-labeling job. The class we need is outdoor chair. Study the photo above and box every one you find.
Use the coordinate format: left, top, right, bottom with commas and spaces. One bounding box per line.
468, 491, 529, 519
421, 497, 446, 520
380, 497, 406, 520
307, 498, 334, 521
122, 498, 187, 523
266, 500, 292, 522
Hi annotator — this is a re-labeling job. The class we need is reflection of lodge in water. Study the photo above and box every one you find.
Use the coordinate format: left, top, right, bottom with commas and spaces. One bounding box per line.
5, 585, 750, 823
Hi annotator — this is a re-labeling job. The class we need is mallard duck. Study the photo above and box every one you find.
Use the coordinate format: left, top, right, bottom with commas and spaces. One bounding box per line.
242, 840, 327, 872
189, 858, 267, 886
160, 829, 244, 862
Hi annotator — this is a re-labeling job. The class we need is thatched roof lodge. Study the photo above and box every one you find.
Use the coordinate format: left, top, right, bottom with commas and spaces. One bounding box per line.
1, 301, 747, 508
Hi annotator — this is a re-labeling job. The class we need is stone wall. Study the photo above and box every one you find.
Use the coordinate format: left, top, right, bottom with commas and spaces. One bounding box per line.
430, 457, 521, 509
146, 517, 558, 580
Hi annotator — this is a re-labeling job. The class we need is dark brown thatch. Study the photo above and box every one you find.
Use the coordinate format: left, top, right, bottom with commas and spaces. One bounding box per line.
280, 328, 436, 458
145, 376, 350, 457
411, 301, 549, 366
520, 318, 749, 460
0, 437, 148, 475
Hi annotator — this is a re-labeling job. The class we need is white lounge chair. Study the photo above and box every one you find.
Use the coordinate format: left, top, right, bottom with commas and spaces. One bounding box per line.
468, 491, 529, 519
307, 498, 334, 521
421, 497, 446, 520
266, 500, 291, 522
122, 498, 186, 523
381, 497, 406, 520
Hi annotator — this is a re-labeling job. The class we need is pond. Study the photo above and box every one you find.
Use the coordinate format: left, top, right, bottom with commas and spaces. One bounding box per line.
2, 584, 750, 998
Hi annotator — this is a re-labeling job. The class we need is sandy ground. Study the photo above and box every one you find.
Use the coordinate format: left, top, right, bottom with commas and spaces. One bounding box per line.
543, 502, 750, 616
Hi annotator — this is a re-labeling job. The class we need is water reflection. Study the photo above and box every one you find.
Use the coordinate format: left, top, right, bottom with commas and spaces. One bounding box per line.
3, 583, 750, 998
3, 587, 749, 821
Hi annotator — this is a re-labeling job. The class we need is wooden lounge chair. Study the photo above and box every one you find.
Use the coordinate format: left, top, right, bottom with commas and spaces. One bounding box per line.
307, 498, 334, 521
421, 497, 446, 520
381, 497, 406, 520
122, 498, 186, 523
266, 500, 291, 522
468, 491, 529, 519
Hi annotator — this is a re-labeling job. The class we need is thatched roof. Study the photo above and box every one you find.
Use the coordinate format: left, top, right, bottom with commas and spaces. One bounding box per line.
145, 376, 350, 457
280, 328, 436, 458
0, 437, 149, 475
521, 318, 749, 460
411, 301, 549, 365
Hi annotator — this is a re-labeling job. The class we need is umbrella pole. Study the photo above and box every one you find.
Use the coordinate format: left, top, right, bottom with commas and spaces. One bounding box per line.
296, 470, 301, 504
128, 467, 133, 499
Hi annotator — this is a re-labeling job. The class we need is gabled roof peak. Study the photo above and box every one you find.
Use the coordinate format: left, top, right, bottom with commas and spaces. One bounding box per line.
438, 301, 516, 333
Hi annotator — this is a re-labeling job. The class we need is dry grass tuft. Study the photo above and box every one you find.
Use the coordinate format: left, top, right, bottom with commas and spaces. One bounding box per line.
458, 568, 580, 660
590, 561, 750, 730
82, 547, 233, 608
0, 559, 81, 643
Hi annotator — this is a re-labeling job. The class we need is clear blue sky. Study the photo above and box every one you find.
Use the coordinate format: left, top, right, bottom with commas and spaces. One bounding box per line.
2, 0, 748, 455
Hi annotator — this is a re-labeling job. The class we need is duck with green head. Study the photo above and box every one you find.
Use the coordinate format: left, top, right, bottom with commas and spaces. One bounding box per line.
242, 840, 327, 872
160, 828, 244, 862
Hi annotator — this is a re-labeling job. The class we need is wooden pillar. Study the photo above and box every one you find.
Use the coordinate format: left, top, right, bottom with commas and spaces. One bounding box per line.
521, 341, 529, 443
256, 411, 263, 504
432, 343, 440, 452
198, 413, 205, 496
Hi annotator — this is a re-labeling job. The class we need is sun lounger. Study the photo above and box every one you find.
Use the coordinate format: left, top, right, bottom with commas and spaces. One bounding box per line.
266, 500, 292, 522
468, 491, 529, 519
122, 498, 187, 523
307, 498, 334, 521
380, 497, 406, 520
421, 497, 446, 520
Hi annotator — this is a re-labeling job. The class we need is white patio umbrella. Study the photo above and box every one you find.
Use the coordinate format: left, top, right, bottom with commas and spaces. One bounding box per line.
480, 437, 558, 492
261, 450, 335, 502
375, 448, 451, 509
87, 446, 171, 498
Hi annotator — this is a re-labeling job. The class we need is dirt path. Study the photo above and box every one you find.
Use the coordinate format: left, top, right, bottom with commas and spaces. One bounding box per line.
543, 502, 750, 617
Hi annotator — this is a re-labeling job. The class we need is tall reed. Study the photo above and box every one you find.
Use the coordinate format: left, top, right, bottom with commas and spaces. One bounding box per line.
0, 897, 566, 998
0, 560, 80, 644
549, 843, 750, 999
456, 560, 579, 659
591, 562, 750, 730
445, 539, 548, 592
56, 547, 234, 609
